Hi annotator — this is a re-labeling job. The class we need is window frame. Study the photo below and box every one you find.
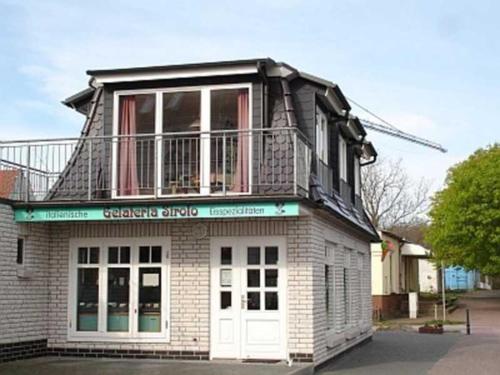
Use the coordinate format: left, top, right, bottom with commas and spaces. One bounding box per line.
315, 106, 329, 163
354, 155, 361, 195
111, 83, 253, 199
68, 237, 171, 342
338, 135, 347, 181
16, 238, 24, 265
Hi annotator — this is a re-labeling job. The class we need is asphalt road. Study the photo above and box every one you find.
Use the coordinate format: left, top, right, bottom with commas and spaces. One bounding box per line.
320, 290, 500, 375
317, 331, 460, 375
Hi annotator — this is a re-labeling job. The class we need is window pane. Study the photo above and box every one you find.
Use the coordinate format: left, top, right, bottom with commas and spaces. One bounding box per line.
17, 238, 24, 265
221, 247, 232, 265
89, 247, 99, 264
265, 246, 278, 265
265, 292, 278, 310
78, 247, 87, 264
221, 291, 231, 310
108, 247, 118, 263
265, 269, 278, 287
139, 246, 150, 263
247, 269, 260, 287
77, 268, 98, 331
210, 88, 249, 193
117, 94, 156, 196
247, 247, 260, 265
120, 247, 130, 264
247, 292, 260, 310
138, 268, 161, 332
162, 91, 201, 195
151, 246, 162, 263
107, 268, 130, 332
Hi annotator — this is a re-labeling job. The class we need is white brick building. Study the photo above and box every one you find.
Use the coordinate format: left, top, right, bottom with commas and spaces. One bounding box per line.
0, 58, 378, 366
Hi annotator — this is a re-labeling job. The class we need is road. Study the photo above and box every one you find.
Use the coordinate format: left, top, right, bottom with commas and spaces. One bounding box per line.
319, 290, 500, 375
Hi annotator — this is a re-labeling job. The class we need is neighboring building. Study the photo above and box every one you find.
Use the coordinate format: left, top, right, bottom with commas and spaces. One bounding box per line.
372, 233, 441, 318
0, 58, 378, 366
0, 169, 27, 200
445, 266, 478, 291
400, 243, 441, 294
371, 231, 404, 318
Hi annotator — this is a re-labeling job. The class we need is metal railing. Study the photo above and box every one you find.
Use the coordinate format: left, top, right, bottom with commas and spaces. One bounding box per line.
0, 127, 311, 202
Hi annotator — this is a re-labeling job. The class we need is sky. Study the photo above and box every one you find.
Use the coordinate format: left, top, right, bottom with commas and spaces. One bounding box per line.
0, 0, 499, 193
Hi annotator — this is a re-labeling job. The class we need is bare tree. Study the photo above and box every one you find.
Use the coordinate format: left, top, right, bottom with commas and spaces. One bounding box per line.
361, 158, 431, 229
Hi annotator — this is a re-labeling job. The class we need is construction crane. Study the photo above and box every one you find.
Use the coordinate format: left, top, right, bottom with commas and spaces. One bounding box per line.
347, 96, 447, 153
360, 118, 447, 153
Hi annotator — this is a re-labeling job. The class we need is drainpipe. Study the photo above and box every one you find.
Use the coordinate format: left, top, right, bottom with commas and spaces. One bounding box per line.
257, 62, 269, 127
280, 78, 298, 127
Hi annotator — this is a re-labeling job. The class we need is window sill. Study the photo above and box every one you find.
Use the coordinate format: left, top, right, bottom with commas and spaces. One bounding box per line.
16, 265, 33, 279
326, 330, 345, 349
67, 334, 170, 343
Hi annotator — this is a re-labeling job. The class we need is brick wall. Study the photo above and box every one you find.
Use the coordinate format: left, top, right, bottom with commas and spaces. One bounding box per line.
46, 217, 316, 357
309, 212, 373, 365
0, 204, 372, 365
0, 202, 50, 347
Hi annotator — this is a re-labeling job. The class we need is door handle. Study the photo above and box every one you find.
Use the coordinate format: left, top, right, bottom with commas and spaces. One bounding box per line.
241, 294, 247, 309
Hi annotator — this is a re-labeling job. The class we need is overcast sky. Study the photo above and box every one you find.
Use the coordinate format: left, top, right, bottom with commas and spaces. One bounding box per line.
1, 0, 499, 192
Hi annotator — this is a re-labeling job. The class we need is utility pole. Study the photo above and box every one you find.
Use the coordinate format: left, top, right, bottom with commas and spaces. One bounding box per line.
441, 261, 446, 321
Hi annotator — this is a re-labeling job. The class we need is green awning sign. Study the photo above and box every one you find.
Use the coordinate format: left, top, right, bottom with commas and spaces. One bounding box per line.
14, 201, 299, 222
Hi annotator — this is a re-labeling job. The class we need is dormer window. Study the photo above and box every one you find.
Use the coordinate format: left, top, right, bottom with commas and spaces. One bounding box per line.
315, 107, 328, 163
338, 136, 347, 182
113, 84, 251, 198
354, 155, 360, 196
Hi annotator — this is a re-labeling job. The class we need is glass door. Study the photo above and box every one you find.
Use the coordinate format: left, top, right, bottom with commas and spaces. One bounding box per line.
210, 238, 286, 360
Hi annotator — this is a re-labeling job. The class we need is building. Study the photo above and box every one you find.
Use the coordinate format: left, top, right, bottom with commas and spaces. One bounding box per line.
371, 232, 442, 318
0, 58, 378, 366
371, 231, 404, 318
445, 266, 479, 291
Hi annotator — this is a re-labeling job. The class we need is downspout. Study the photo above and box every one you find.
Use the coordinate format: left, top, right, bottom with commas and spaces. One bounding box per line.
280, 78, 298, 127
257, 62, 269, 128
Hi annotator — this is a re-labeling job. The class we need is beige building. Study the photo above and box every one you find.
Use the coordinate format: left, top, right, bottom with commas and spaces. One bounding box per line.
371, 231, 434, 318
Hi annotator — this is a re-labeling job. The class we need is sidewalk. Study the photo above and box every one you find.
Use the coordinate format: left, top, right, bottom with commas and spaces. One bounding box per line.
429, 290, 500, 375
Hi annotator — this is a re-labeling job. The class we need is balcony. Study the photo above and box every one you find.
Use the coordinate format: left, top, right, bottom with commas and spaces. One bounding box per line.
0, 127, 311, 202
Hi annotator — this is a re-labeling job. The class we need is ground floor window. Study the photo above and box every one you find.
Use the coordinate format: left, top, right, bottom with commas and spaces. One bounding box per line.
69, 237, 170, 342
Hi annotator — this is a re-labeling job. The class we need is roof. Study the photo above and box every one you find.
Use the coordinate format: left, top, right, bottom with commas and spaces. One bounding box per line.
380, 229, 405, 242
86, 58, 274, 76
310, 175, 379, 240
0, 170, 20, 199
66, 58, 354, 119
401, 242, 431, 257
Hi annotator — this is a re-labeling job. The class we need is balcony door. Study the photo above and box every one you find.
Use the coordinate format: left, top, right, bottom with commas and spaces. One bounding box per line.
113, 84, 251, 198
210, 237, 287, 360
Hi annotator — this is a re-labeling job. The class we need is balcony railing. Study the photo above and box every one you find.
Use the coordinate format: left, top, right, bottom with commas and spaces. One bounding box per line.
0, 127, 311, 202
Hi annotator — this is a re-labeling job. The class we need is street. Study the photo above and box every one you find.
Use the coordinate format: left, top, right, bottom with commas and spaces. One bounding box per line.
319, 290, 500, 375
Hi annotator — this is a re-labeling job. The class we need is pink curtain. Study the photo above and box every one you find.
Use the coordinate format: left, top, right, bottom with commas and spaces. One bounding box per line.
118, 96, 139, 195
233, 90, 249, 192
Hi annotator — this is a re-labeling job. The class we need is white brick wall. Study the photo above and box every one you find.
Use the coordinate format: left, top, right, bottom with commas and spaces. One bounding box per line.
0, 203, 50, 344
309, 212, 373, 364
0, 203, 372, 364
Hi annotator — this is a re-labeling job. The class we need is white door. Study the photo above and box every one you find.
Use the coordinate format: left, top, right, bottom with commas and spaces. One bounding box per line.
210, 237, 287, 360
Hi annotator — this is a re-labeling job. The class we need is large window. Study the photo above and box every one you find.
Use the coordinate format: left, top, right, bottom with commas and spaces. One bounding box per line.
69, 238, 170, 342
325, 244, 336, 332
113, 84, 251, 198
354, 155, 361, 196
338, 136, 347, 181
316, 107, 328, 163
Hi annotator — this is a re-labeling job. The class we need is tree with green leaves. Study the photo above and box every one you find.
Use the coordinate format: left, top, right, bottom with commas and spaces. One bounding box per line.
426, 144, 500, 275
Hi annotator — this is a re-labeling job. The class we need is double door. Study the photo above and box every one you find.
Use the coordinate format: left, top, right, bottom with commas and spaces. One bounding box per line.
210, 237, 287, 359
